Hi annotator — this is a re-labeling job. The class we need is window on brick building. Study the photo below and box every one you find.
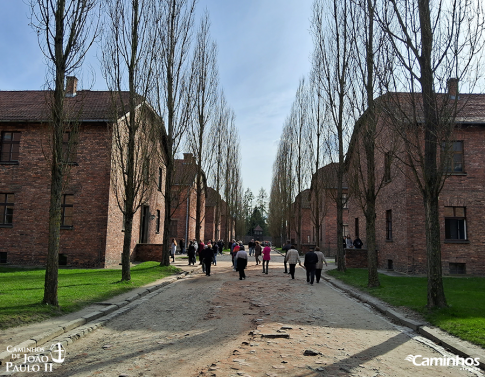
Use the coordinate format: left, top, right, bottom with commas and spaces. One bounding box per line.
170, 220, 178, 238
0, 132, 21, 163
158, 168, 162, 191
442, 141, 464, 173
0, 193, 14, 226
384, 152, 391, 182
343, 224, 349, 238
156, 210, 160, 233
62, 132, 77, 163
386, 210, 392, 240
444, 206, 467, 240
342, 193, 348, 209
449, 262, 466, 274
355, 218, 359, 238
0, 252, 7, 263
61, 194, 74, 228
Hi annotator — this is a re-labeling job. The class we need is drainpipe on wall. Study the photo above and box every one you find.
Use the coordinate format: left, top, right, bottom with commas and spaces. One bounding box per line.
185, 187, 190, 246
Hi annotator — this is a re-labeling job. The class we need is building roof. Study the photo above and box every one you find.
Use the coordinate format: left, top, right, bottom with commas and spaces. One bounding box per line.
0, 90, 135, 123
206, 187, 222, 207
311, 163, 349, 191
254, 225, 263, 231
294, 188, 312, 208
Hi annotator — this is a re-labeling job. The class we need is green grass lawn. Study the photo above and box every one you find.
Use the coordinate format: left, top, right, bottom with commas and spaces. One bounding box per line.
0, 262, 180, 330
327, 268, 485, 348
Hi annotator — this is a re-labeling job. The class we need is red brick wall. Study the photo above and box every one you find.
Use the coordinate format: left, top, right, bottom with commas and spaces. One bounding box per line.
347, 117, 485, 275
133, 244, 163, 262
0, 122, 111, 267
204, 205, 215, 242
345, 249, 368, 268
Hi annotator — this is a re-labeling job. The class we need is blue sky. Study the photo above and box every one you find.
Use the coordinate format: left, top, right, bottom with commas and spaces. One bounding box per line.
0, 0, 314, 196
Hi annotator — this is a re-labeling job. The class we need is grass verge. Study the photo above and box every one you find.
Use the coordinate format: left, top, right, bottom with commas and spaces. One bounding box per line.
0, 262, 180, 330
327, 268, 485, 348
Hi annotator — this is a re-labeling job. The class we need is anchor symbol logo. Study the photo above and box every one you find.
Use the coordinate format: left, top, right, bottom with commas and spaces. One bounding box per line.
49, 343, 66, 363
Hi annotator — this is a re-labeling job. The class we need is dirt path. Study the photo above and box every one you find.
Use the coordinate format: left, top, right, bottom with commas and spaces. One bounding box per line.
12, 251, 483, 377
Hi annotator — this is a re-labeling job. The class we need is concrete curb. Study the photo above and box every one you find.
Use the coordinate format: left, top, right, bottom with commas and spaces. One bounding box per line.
322, 273, 485, 371
0, 266, 201, 368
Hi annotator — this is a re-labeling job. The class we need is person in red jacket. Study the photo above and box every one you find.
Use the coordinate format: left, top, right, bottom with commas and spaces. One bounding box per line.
262, 244, 271, 274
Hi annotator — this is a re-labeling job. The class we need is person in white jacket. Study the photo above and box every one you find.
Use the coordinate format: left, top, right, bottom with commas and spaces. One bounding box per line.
315, 246, 328, 283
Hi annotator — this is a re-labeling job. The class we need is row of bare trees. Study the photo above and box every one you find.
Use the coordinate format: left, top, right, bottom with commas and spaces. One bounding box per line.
269, 0, 484, 308
30, 0, 243, 306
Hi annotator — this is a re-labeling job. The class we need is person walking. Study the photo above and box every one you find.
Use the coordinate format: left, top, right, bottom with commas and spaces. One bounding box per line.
218, 239, 224, 255
171, 239, 177, 262
282, 240, 292, 274
262, 243, 271, 274
198, 240, 206, 272
304, 248, 318, 285
235, 244, 248, 280
212, 242, 218, 265
314, 246, 328, 283
248, 239, 255, 256
200, 244, 213, 276
187, 241, 196, 265
254, 241, 262, 265
285, 245, 302, 279
232, 242, 240, 271
179, 238, 185, 254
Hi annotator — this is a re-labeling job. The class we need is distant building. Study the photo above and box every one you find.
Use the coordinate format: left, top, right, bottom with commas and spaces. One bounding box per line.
253, 225, 263, 237
170, 153, 206, 244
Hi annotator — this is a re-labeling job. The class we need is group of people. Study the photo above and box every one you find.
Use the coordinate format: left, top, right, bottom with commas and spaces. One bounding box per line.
230, 239, 272, 279
282, 240, 328, 285
173, 238, 330, 285
343, 235, 363, 249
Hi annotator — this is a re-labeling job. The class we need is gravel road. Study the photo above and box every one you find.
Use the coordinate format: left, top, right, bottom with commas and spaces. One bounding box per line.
12, 251, 483, 377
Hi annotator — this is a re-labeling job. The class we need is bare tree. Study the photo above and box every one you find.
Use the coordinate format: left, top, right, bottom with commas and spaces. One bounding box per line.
208, 90, 230, 241
288, 79, 312, 251
187, 11, 219, 242
155, 0, 197, 266
102, 0, 159, 281
30, 0, 98, 306
343, 0, 395, 287
378, 0, 485, 307
307, 77, 328, 249
311, 0, 353, 271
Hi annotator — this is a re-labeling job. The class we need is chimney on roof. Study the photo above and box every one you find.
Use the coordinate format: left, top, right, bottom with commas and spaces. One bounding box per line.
447, 78, 459, 100
183, 153, 194, 163
65, 76, 78, 97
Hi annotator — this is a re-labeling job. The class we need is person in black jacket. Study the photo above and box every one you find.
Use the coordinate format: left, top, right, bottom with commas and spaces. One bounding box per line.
304, 249, 319, 285
187, 241, 196, 265
201, 245, 213, 276
282, 240, 292, 274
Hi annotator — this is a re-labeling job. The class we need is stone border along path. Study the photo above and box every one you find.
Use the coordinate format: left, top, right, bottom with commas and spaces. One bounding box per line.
0, 250, 484, 373
273, 250, 485, 371
0, 263, 202, 371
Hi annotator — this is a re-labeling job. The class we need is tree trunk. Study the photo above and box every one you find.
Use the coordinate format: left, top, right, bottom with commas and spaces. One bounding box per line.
418, 0, 447, 308
161, 158, 173, 266
424, 194, 447, 307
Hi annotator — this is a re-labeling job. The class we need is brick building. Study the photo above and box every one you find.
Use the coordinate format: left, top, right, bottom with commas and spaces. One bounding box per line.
346, 82, 485, 275
170, 153, 206, 246
290, 189, 312, 247
204, 186, 229, 243
296, 163, 350, 257
0, 78, 165, 267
